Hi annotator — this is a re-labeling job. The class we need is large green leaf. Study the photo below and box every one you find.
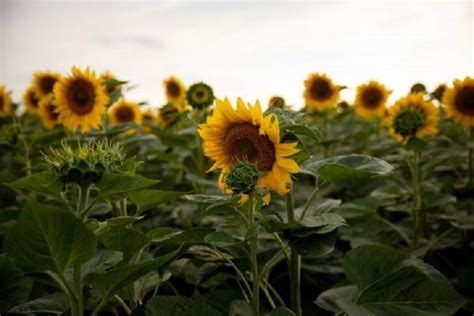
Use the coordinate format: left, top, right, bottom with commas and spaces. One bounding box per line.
8, 293, 68, 315
0, 254, 33, 312
343, 245, 466, 316
4, 197, 97, 274
302, 154, 393, 183
85, 249, 179, 299
8, 172, 62, 199
127, 189, 186, 214
262, 213, 346, 237
99, 227, 148, 262
98, 173, 159, 200
145, 295, 222, 316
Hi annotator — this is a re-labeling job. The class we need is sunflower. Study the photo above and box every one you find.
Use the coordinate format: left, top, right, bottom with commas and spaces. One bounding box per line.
108, 99, 142, 126
22, 86, 41, 114
141, 108, 157, 132
187, 82, 215, 109
442, 77, 474, 127
354, 81, 390, 119
163, 76, 186, 109
303, 73, 340, 111
38, 96, 60, 129
387, 93, 438, 142
268, 96, 285, 108
32, 71, 61, 98
199, 98, 300, 197
0, 85, 12, 117
431, 84, 447, 102
54, 66, 108, 133
157, 103, 180, 127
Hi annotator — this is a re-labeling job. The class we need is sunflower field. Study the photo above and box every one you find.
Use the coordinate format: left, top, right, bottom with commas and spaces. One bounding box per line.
0, 68, 473, 316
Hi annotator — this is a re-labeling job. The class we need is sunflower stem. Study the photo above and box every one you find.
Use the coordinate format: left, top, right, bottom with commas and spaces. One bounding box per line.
286, 186, 302, 316
469, 127, 473, 185
411, 149, 423, 244
247, 196, 260, 314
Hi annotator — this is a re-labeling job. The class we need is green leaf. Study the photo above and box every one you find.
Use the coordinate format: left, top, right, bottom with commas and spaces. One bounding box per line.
0, 254, 33, 312
262, 213, 346, 236
86, 249, 179, 299
291, 230, 338, 258
315, 285, 359, 314
153, 228, 215, 246
5, 197, 97, 274
8, 293, 69, 315
269, 307, 295, 316
284, 123, 323, 142
145, 295, 222, 316
229, 299, 254, 316
98, 173, 159, 201
302, 154, 393, 183
128, 189, 186, 214
181, 194, 229, 204
343, 245, 466, 316
82, 249, 123, 277
99, 227, 148, 262
204, 231, 238, 247
8, 172, 62, 199
335, 197, 380, 219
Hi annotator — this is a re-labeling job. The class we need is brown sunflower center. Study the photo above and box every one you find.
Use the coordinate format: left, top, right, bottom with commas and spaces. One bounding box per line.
309, 78, 333, 101
40, 76, 58, 95
47, 104, 59, 121
29, 91, 40, 108
115, 106, 135, 123
454, 85, 474, 116
361, 87, 383, 109
224, 123, 276, 172
167, 81, 181, 98
67, 79, 96, 115
195, 90, 205, 99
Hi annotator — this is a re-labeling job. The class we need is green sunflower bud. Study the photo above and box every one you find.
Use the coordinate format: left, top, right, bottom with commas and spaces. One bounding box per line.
410, 83, 426, 94
225, 161, 260, 195
269, 96, 285, 108
431, 84, 446, 102
393, 108, 425, 138
186, 82, 215, 109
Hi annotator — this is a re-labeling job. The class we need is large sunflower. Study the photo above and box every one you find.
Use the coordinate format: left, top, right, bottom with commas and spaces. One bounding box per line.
303, 73, 340, 111
163, 76, 187, 110
22, 86, 41, 114
0, 85, 12, 117
442, 77, 474, 127
32, 71, 61, 98
108, 99, 142, 126
387, 93, 439, 142
38, 96, 60, 129
354, 80, 390, 119
199, 98, 300, 196
54, 66, 108, 133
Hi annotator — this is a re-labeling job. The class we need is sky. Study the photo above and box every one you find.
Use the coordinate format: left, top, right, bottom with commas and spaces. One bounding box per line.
1, 0, 473, 109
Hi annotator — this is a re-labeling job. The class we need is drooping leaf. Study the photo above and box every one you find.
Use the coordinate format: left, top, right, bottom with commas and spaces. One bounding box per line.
8, 172, 62, 199
98, 173, 159, 200
128, 189, 186, 214
8, 293, 69, 315
99, 227, 148, 262
5, 197, 97, 274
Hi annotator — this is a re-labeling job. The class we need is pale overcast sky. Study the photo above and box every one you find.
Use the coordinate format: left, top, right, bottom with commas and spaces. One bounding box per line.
1, 0, 473, 109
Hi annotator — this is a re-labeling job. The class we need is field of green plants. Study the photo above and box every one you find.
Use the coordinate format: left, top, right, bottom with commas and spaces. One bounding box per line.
0, 68, 473, 315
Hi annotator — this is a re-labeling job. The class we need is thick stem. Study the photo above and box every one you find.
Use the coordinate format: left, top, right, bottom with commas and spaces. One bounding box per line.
73, 264, 83, 316
286, 187, 302, 316
248, 196, 260, 314
412, 150, 423, 244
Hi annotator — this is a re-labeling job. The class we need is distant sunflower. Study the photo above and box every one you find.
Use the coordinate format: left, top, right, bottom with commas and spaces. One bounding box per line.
141, 108, 157, 132
410, 82, 427, 94
108, 99, 142, 126
33, 71, 61, 98
54, 66, 108, 133
303, 73, 340, 111
354, 81, 390, 119
187, 82, 215, 109
199, 98, 300, 197
157, 103, 180, 127
442, 77, 474, 127
0, 85, 12, 117
163, 76, 186, 108
268, 96, 285, 108
22, 86, 41, 114
38, 96, 60, 129
387, 93, 438, 142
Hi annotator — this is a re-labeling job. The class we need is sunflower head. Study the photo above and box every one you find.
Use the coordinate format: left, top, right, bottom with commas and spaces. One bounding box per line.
303, 73, 340, 111
0, 85, 13, 117
157, 103, 180, 127
163, 76, 186, 105
54, 66, 108, 133
269, 96, 285, 108
410, 83, 427, 94
354, 80, 390, 119
387, 93, 439, 142
108, 99, 142, 126
186, 82, 215, 109
199, 98, 300, 196
431, 84, 447, 102
338, 101, 350, 110
38, 96, 60, 129
141, 108, 157, 132
442, 77, 474, 127
22, 86, 41, 114
225, 161, 260, 194
33, 71, 61, 98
